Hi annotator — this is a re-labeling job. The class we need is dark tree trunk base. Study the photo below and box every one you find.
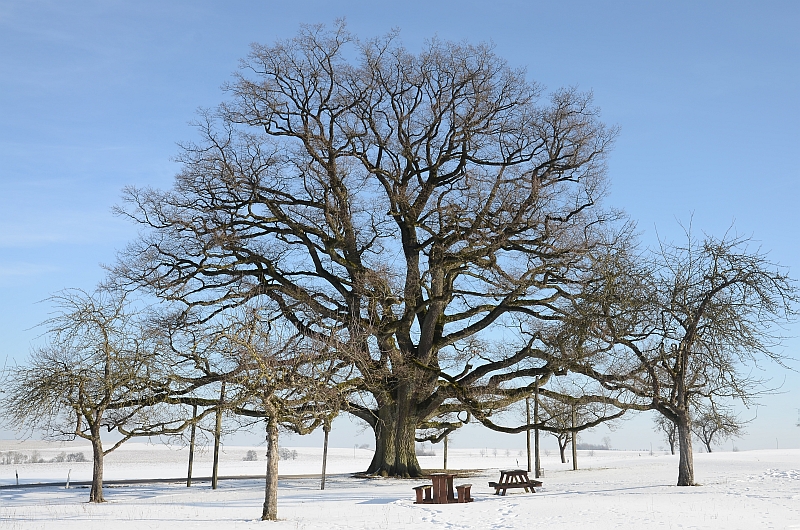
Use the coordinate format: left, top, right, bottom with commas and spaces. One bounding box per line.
677, 415, 696, 486
364, 405, 424, 478
262, 417, 279, 521
89, 437, 105, 503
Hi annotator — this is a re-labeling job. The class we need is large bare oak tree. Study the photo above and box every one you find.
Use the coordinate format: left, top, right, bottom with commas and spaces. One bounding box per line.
114, 23, 621, 476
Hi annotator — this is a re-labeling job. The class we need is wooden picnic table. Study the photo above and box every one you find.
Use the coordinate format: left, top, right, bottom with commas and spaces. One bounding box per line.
413, 473, 473, 504
488, 469, 542, 496
431, 473, 455, 503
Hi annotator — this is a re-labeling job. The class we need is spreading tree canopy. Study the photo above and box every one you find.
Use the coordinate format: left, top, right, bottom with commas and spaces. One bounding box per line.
114, 22, 625, 476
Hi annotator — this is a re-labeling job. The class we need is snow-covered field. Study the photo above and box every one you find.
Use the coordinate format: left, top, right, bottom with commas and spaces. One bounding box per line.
1, 440, 799, 529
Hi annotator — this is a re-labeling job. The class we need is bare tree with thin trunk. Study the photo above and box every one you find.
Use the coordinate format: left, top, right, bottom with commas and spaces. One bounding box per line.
654, 414, 678, 455
692, 406, 744, 453
0, 287, 197, 502
534, 383, 622, 464
569, 228, 797, 486
216, 307, 344, 520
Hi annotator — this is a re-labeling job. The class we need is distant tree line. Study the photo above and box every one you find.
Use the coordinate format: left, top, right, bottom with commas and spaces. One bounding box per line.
0, 451, 86, 465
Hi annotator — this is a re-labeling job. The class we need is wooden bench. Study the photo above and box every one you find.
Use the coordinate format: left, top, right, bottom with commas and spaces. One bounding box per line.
413, 484, 433, 504
455, 483, 473, 503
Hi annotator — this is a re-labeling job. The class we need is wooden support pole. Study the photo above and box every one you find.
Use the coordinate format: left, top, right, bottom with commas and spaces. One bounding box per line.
320, 421, 330, 490
212, 382, 226, 490
187, 404, 197, 487
526, 396, 532, 473
571, 404, 578, 471
534, 382, 541, 478
443, 434, 448, 471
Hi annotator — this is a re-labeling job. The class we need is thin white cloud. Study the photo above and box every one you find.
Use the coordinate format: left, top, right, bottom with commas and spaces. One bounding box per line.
0, 210, 134, 248
0, 262, 59, 278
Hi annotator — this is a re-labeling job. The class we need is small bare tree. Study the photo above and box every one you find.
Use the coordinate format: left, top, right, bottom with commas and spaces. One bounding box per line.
654, 414, 678, 455
692, 406, 744, 453
0, 287, 196, 502
208, 308, 344, 521
536, 388, 622, 465
570, 228, 797, 485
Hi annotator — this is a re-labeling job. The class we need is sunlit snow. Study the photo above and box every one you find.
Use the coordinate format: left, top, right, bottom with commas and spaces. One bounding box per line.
2, 441, 799, 529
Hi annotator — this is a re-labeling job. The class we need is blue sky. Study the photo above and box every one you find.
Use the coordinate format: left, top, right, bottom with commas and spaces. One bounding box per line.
1, 0, 798, 451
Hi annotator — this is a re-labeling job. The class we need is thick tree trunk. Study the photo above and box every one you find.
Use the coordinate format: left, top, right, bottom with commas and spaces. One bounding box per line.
89, 434, 105, 503
365, 402, 422, 477
558, 436, 567, 463
366, 406, 394, 476
262, 417, 279, 521
676, 414, 696, 486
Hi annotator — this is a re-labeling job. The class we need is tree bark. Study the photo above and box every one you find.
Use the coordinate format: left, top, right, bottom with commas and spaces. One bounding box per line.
699, 429, 714, 453
89, 431, 105, 503
558, 435, 568, 463
262, 417, 279, 521
668, 429, 677, 455
366, 406, 394, 476
676, 413, 696, 486
212, 406, 222, 490
365, 401, 423, 477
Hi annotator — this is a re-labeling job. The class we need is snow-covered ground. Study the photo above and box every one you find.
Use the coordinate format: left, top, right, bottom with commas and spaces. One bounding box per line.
1, 440, 799, 529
